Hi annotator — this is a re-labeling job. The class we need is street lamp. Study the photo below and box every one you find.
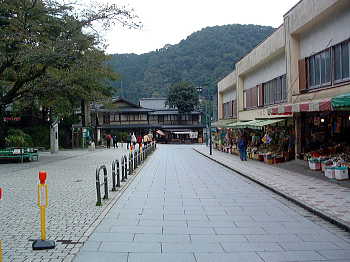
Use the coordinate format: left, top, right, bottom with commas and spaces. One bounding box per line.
196, 86, 213, 155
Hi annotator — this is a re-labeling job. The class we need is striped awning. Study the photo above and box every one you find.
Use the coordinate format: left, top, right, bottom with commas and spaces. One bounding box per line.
268, 98, 332, 115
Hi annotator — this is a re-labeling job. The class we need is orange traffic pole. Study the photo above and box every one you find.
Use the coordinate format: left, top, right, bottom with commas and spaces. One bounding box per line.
32, 171, 55, 250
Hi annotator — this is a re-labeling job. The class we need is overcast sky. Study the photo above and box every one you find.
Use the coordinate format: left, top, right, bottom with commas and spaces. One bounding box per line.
97, 0, 300, 55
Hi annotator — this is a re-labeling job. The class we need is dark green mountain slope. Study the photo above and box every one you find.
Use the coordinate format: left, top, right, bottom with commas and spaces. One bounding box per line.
109, 24, 275, 103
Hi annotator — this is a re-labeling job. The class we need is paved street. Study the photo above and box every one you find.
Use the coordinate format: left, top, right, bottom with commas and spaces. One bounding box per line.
75, 145, 350, 262
194, 145, 350, 230
0, 144, 136, 262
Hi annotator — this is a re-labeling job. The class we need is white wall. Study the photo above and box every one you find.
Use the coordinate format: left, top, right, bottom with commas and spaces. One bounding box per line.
222, 88, 236, 103
299, 7, 350, 58
243, 53, 286, 90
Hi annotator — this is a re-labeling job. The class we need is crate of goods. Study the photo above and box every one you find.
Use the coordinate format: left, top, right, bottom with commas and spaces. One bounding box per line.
258, 154, 264, 161
321, 159, 332, 172
334, 166, 349, 180
325, 166, 336, 179
264, 154, 274, 165
274, 156, 284, 164
308, 159, 321, 171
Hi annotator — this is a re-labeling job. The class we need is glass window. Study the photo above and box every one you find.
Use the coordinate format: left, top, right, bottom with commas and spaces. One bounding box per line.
308, 49, 331, 88
334, 44, 342, 81
325, 49, 331, 83
342, 42, 349, 79
283, 75, 287, 101
314, 54, 320, 86
309, 56, 315, 87
321, 52, 326, 84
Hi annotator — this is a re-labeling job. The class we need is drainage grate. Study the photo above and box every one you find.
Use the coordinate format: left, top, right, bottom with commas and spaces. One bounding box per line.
56, 240, 84, 245
29, 239, 84, 245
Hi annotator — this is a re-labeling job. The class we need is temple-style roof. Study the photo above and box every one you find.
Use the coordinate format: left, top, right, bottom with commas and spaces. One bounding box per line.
139, 98, 170, 110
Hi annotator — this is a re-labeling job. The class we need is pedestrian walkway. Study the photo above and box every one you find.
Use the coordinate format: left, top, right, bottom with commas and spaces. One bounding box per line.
0, 145, 134, 262
194, 145, 350, 231
74, 145, 350, 262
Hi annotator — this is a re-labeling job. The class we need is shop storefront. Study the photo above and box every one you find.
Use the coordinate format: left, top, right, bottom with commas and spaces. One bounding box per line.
269, 93, 350, 180
215, 118, 294, 164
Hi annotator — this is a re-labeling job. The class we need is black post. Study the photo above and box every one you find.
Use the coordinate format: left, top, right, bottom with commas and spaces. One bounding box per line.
129, 152, 133, 175
111, 160, 117, 191
124, 155, 128, 180
209, 119, 213, 155
96, 167, 102, 206
121, 157, 126, 182
103, 166, 108, 200
116, 160, 120, 187
96, 165, 108, 206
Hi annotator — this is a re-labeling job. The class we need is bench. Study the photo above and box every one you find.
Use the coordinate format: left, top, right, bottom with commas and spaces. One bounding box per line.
0, 148, 39, 162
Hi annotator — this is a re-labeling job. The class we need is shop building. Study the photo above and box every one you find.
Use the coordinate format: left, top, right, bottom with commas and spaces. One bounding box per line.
215, 70, 237, 127
236, 25, 289, 121
279, 0, 350, 159
216, 0, 350, 165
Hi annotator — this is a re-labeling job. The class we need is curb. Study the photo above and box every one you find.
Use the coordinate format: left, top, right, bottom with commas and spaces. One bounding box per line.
68, 150, 156, 262
193, 148, 350, 232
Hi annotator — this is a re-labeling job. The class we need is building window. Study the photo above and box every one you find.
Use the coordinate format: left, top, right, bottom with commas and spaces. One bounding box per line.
308, 49, 331, 88
223, 100, 235, 118
334, 41, 350, 83
244, 87, 258, 110
111, 113, 119, 121
121, 114, 127, 121
232, 100, 237, 118
262, 75, 287, 106
305, 39, 350, 90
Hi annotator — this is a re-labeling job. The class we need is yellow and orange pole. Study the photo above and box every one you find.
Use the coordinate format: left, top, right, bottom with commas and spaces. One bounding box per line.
32, 171, 55, 250
0, 187, 3, 262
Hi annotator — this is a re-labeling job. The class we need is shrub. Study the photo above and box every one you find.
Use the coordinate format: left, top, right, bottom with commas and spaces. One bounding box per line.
24, 125, 50, 149
5, 129, 33, 147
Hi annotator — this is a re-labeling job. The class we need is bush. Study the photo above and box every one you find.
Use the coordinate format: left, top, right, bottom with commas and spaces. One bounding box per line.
24, 125, 50, 149
5, 129, 33, 147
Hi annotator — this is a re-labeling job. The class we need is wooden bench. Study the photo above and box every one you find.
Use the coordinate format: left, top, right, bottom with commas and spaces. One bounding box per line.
0, 148, 39, 162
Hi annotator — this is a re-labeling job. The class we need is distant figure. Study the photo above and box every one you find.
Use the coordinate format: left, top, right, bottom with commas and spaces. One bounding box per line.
106, 134, 112, 149
238, 135, 247, 161
112, 135, 118, 148
143, 134, 149, 146
137, 135, 143, 148
131, 133, 137, 147
89, 140, 95, 151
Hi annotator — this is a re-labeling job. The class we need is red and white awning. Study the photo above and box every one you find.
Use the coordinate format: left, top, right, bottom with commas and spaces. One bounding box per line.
268, 98, 332, 115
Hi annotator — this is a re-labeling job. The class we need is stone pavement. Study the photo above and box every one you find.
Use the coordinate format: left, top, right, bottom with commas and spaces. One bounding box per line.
74, 144, 350, 262
0, 144, 137, 262
194, 145, 350, 231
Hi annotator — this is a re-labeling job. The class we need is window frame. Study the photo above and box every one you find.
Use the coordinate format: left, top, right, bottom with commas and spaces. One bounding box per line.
262, 75, 287, 106
305, 39, 350, 91
333, 40, 350, 84
307, 48, 332, 90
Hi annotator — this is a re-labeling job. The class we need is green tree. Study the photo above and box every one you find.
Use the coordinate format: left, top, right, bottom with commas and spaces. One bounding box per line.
166, 82, 199, 113
0, 0, 141, 146
109, 24, 275, 103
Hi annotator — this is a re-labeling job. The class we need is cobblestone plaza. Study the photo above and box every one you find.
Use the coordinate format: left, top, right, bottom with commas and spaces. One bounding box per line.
1, 145, 350, 261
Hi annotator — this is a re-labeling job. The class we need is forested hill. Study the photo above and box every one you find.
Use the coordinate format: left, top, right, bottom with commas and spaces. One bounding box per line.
109, 24, 275, 103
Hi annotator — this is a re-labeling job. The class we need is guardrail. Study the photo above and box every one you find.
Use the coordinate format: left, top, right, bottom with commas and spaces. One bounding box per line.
96, 165, 108, 206
95, 141, 156, 206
